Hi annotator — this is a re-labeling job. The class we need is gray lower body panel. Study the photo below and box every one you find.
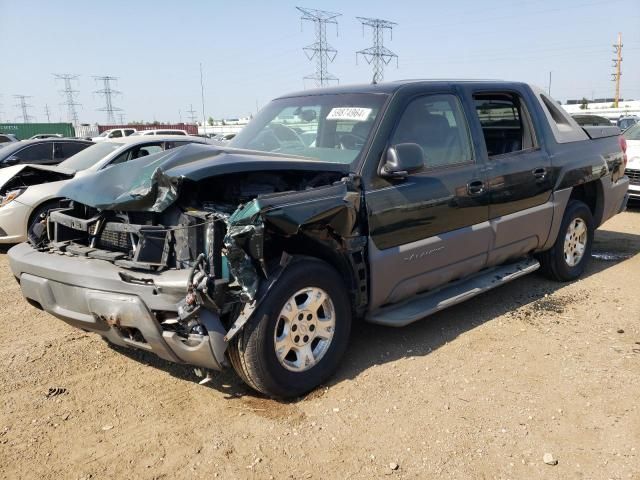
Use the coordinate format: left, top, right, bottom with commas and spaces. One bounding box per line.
9, 242, 228, 370
367, 257, 540, 327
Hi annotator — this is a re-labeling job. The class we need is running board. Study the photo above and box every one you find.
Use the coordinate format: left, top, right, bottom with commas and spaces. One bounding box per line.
366, 258, 540, 327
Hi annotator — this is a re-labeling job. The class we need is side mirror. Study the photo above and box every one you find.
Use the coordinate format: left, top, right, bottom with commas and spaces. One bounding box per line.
380, 143, 425, 178
4, 156, 20, 166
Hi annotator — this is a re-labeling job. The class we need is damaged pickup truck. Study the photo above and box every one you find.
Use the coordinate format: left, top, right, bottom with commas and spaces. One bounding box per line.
9, 81, 629, 398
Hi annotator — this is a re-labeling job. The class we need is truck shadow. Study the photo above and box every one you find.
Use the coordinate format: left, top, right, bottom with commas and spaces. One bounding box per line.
109, 225, 640, 402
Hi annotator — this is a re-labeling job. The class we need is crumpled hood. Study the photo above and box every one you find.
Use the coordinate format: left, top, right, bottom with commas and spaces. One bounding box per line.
58, 143, 350, 212
0, 164, 75, 192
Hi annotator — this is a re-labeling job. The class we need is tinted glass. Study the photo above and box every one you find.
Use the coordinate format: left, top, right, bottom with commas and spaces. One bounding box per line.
230, 93, 388, 165
54, 142, 90, 159
157, 130, 186, 135
392, 94, 473, 168
16, 143, 52, 162
110, 130, 123, 138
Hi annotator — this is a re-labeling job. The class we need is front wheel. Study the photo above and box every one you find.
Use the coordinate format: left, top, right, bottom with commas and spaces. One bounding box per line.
538, 200, 594, 281
228, 258, 352, 398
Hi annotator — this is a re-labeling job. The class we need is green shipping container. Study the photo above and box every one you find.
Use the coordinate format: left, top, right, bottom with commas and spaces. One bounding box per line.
0, 123, 75, 140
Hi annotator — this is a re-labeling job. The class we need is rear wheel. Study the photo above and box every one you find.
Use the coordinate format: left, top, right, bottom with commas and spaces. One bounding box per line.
539, 200, 594, 281
228, 258, 351, 398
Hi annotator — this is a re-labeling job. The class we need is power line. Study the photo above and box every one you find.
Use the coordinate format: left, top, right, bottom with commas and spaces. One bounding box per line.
13, 95, 34, 123
296, 6, 341, 87
93, 75, 122, 124
53, 73, 81, 125
356, 17, 398, 83
118, 113, 126, 124
186, 104, 198, 123
612, 32, 623, 108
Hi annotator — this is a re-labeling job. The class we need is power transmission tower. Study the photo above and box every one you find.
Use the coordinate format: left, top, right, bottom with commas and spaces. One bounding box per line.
93, 75, 122, 123
356, 17, 398, 84
44, 104, 52, 123
296, 7, 341, 87
14, 95, 34, 123
186, 104, 198, 123
612, 32, 623, 108
53, 74, 82, 125
118, 113, 126, 124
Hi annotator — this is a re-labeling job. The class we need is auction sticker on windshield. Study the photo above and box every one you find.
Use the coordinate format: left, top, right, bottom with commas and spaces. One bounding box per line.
326, 107, 372, 122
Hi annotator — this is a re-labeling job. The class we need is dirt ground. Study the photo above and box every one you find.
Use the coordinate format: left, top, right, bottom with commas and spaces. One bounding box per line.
1, 209, 639, 480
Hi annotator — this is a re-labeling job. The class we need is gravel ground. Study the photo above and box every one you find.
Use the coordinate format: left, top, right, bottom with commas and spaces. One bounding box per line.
1, 210, 639, 480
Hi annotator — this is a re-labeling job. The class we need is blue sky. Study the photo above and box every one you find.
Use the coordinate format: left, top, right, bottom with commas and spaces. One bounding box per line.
1, 0, 639, 124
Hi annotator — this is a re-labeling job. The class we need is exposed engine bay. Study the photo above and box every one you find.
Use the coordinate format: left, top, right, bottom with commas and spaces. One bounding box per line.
0, 166, 73, 196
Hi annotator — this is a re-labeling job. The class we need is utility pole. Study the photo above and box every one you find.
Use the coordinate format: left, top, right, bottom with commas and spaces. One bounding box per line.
118, 113, 125, 124
200, 63, 206, 128
296, 7, 341, 87
612, 32, 623, 108
548, 71, 552, 96
356, 17, 398, 84
93, 75, 122, 124
53, 74, 81, 125
186, 104, 198, 123
44, 104, 52, 123
14, 95, 34, 123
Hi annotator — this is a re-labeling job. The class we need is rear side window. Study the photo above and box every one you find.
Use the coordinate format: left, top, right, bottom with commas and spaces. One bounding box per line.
54, 142, 89, 159
473, 93, 536, 157
16, 143, 53, 162
391, 94, 473, 168
110, 130, 123, 138
124, 129, 136, 136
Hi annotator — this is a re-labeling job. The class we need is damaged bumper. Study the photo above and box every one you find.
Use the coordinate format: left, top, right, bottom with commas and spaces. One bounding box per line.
8, 242, 229, 370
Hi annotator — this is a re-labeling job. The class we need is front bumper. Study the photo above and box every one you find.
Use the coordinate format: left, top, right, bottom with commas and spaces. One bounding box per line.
0, 200, 30, 244
8, 242, 228, 370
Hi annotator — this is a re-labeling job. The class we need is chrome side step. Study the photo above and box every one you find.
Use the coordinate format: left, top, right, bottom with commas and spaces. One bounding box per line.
366, 257, 540, 327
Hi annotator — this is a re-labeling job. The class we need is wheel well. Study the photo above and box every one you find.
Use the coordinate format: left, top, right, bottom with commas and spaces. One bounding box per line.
569, 181, 604, 225
27, 198, 63, 229
266, 233, 368, 315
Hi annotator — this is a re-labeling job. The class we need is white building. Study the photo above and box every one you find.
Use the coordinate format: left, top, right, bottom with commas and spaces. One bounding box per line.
561, 100, 640, 121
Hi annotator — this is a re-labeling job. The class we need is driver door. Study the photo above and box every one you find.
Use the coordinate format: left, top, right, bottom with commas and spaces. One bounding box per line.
365, 92, 491, 310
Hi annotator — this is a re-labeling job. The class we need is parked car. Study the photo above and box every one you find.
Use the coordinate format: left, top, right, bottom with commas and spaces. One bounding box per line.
623, 123, 640, 200
91, 128, 137, 142
0, 133, 19, 148
0, 136, 212, 244
8, 80, 629, 398
29, 134, 63, 139
0, 138, 92, 168
617, 116, 639, 131
131, 129, 189, 136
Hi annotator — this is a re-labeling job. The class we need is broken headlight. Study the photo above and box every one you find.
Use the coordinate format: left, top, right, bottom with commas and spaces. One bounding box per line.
0, 188, 26, 207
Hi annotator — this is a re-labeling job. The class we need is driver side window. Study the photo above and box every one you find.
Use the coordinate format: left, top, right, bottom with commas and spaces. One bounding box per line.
392, 94, 473, 168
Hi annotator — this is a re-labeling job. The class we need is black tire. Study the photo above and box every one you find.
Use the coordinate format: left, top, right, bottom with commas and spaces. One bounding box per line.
27, 200, 60, 244
228, 258, 352, 398
539, 200, 594, 282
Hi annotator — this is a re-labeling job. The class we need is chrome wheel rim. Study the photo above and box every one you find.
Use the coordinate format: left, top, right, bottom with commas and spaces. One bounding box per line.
273, 287, 336, 372
564, 217, 587, 267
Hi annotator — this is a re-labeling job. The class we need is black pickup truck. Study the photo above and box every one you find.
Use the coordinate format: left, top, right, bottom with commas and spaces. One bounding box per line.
9, 80, 629, 397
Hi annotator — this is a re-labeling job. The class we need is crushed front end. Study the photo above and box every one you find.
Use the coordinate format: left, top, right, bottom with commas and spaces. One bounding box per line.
9, 145, 367, 375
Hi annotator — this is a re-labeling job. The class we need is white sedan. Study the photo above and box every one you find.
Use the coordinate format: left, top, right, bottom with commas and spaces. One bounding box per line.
623, 124, 640, 200
0, 135, 212, 244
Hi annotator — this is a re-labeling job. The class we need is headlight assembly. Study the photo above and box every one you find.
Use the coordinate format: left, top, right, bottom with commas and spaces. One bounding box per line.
0, 188, 26, 207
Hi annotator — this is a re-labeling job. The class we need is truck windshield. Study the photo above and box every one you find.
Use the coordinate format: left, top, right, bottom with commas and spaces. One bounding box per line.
230, 93, 388, 165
